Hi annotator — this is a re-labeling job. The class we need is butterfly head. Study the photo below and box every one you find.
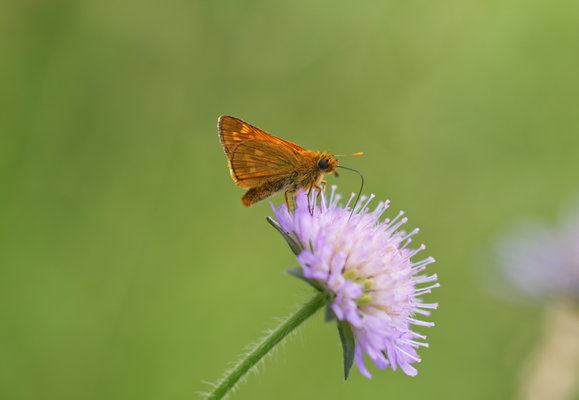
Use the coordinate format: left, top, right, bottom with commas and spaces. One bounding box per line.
315, 152, 339, 175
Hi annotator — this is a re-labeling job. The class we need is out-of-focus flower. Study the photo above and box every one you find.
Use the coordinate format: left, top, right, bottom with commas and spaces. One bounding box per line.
269, 187, 438, 378
495, 205, 579, 301
493, 204, 579, 400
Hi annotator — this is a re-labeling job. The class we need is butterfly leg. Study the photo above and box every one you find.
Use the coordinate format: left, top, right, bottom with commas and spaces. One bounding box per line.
312, 183, 325, 212
284, 190, 298, 211
316, 186, 322, 205
306, 185, 314, 215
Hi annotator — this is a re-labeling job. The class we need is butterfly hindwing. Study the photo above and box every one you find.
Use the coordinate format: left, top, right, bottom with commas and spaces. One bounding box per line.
229, 140, 301, 189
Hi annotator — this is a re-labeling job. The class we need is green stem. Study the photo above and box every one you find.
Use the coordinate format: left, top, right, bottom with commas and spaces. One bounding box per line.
205, 292, 325, 400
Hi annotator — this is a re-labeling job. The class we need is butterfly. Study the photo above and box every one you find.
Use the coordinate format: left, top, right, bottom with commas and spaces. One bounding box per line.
218, 115, 362, 209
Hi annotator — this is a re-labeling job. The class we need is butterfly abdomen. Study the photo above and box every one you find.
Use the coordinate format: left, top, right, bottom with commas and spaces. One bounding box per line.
241, 174, 297, 207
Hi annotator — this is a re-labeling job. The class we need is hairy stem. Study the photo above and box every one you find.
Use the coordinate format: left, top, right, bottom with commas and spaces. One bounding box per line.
205, 292, 325, 400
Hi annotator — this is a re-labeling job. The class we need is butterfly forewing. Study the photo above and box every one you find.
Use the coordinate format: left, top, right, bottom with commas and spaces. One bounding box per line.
218, 115, 305, 156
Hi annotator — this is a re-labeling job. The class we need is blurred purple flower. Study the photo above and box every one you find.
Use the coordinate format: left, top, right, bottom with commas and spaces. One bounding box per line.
496, 205, 579, 301
270, 187, 438, 378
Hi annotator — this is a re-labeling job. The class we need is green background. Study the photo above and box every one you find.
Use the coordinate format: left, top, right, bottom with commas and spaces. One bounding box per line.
2, 0, 578, 399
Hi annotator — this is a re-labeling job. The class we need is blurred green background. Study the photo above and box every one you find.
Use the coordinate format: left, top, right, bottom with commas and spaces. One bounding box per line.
1, 0, 578, 399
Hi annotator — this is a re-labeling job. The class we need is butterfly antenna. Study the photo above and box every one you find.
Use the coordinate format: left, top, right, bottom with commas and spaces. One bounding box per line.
336, 165, 364, 220
334, 152, 363, 157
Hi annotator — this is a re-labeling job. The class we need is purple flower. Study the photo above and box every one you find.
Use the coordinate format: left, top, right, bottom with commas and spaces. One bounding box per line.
270, 187, 438, 378
495, 204, 579, 301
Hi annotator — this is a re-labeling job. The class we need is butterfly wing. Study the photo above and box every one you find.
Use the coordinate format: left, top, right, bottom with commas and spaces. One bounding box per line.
218, 115, 305, 156
228, 139, 301, 189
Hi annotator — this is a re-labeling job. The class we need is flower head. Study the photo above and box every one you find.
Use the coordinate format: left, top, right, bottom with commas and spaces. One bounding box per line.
269, 187, 438, 378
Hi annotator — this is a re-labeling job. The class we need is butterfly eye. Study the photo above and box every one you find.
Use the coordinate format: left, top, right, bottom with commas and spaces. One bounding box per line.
318, 159, 329, 170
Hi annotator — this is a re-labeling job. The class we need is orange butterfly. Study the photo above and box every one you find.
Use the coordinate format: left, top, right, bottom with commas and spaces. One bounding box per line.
218, 115, 362, 208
